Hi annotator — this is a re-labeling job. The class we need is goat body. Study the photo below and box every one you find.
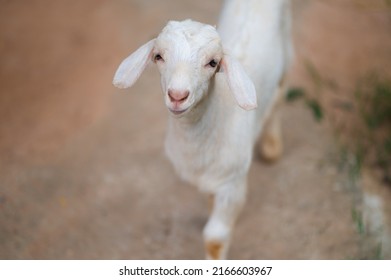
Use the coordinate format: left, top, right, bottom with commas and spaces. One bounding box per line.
113, 0, 292, 259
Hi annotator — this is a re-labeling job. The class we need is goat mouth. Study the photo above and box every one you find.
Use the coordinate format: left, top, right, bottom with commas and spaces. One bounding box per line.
169, 108, 188, 116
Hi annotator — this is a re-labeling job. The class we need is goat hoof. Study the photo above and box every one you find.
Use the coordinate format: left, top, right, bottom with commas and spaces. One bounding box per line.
259, 134, 282, 162
205, 241, 224, 260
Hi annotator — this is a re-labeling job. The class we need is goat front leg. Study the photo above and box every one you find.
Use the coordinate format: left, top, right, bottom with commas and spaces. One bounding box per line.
203, 178, 247, 259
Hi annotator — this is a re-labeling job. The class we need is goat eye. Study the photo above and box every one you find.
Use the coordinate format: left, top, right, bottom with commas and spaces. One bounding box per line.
154, 54, 163, 62
207, 59, 218, 68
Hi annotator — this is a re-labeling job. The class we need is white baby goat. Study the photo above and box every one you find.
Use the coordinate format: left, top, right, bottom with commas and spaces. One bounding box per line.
113, 0, 292, 259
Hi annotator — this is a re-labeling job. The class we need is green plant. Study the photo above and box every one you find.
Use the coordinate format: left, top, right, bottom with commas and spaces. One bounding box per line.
352, 208, 365, 235
285, 87, 305, 102
285, 60, 339, 122
355, 73, 391, 185
306, 99, 323, 122
285, 87, 324, 122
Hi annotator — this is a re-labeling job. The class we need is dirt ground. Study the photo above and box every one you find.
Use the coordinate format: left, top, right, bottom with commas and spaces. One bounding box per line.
1, 0, 390, 259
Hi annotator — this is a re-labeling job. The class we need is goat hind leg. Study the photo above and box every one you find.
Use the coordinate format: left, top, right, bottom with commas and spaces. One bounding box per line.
258, 78, 286, 162
258, 110, 283, 162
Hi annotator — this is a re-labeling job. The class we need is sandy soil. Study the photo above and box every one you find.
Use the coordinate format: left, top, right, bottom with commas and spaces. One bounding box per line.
1, 0, 390, 259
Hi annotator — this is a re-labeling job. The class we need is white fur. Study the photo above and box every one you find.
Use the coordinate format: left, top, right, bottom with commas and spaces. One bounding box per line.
113, 0, 292, 259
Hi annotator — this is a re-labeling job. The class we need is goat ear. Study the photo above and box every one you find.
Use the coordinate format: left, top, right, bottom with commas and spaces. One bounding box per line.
220, 54, 257, 110
113, 39, 155, 89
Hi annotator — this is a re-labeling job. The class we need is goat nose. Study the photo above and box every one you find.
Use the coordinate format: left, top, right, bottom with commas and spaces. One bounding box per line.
168, 89, 189, 103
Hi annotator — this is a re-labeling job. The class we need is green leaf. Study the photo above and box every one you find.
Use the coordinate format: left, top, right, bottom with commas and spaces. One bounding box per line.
306, 99, 323, 122
285, 87, 305, 102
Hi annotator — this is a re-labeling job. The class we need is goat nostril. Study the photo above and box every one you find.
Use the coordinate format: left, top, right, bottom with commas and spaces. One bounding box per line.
168, 90, 189, 103
179, 91, 189, 102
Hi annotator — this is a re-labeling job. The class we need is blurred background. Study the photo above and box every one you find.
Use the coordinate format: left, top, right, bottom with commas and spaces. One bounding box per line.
0, 0, 390, 259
